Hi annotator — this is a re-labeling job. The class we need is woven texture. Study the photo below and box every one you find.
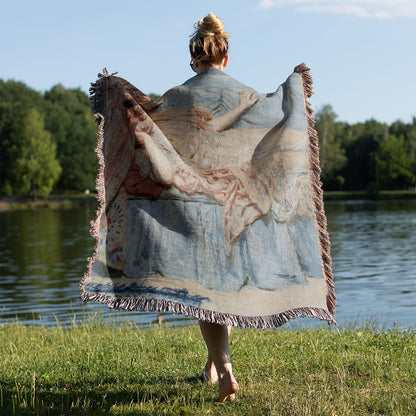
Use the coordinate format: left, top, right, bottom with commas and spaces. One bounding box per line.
80, 64, 336, 328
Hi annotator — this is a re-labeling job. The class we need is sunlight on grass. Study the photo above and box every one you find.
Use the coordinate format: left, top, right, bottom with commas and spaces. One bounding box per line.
0, 319, 414, 415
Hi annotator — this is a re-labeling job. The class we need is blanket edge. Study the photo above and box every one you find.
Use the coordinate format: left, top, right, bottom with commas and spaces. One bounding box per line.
80, 290, 337, 328
294, 63, 336, 315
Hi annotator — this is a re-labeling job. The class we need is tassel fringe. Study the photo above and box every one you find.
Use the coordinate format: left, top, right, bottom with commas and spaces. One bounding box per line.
81, 290, 337, 329
79, 71, 109, 297
294, 63, 336, 315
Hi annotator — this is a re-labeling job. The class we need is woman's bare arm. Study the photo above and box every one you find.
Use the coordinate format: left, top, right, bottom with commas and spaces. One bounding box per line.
206, 90, 259, 132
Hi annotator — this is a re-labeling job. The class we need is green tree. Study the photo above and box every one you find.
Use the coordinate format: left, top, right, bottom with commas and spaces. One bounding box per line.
0, 79, 44, 109
10, 109, 61, 197
44, 85, 97, 191
148, 93, 161, 101
314, 105, 347, 188
0, 80, 45, 193
389, 118, 416, 180
340, 119, 387, 191
0, 103, 19, 194
376, 135, 415, 189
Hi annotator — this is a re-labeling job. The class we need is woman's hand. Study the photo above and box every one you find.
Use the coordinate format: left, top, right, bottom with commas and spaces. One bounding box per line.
206, 90, 259, 132
238, 90, 259, 110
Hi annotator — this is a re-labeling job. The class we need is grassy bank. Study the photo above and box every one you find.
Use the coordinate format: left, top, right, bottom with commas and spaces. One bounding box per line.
0, 322, 414, 415
0, 194, 97, 211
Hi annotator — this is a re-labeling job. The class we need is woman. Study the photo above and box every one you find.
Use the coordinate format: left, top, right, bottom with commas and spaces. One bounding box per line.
82, 11, 336, 406
188, 13, 240, 403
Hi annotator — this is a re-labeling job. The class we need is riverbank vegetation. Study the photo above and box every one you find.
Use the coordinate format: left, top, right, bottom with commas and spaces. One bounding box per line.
0, 79, 415, 198
0, 193, 98, 211
1, 190, 415, 212
0, 322, 414, 415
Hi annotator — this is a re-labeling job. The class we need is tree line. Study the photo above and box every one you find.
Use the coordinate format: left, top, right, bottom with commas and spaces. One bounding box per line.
0, 80, 97, 197
0, 80, 415, 197
315, 105, 415, 192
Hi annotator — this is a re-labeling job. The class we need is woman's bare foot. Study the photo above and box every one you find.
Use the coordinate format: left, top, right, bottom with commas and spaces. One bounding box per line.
200, 357, 218, 384
215, 371, 239, 403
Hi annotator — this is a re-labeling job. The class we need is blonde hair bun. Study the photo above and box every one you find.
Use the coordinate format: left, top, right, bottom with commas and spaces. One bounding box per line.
196, 12, 229, 38
189, 13, 229, 65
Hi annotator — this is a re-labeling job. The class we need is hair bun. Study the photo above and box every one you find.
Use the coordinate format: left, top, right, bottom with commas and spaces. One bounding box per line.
197, 12, 228, 38
189, 13, 229, 65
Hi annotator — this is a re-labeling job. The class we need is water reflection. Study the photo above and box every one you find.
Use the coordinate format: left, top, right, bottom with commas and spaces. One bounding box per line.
0, 199, 415, 329
0, 206, 191, 327
325, 199, 416, 329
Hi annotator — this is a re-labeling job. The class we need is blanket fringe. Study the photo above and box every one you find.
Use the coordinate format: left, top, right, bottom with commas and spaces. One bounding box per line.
80, 290, 337, 329
294, 63, 336, 315
89, 71, 107, 117
79, 71, 109, 294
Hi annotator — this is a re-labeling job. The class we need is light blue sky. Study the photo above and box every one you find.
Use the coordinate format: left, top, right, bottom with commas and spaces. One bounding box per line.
2, 0, 415, 124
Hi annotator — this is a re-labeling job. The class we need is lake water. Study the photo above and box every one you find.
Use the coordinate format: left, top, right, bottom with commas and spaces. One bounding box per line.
0, 199, 415, 330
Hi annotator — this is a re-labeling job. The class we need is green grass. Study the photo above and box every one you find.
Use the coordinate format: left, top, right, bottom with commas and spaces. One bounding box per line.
0, 321, 415, 415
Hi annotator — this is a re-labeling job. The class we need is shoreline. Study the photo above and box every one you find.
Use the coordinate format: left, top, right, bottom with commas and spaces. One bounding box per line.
0, 190, 415, 212
323, 190, 416, 201
0, 194, 98, 211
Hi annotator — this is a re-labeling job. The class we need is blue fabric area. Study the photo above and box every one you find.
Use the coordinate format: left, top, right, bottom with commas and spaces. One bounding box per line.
123, 193, 322, 293
158, 68, 305, 131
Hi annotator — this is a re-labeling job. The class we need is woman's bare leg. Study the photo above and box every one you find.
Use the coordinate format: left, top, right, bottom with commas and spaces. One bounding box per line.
201, 325, 232, 384
199, 321, 239, 402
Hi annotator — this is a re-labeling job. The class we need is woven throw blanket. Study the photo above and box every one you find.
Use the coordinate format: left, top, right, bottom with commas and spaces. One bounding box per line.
80, 64, 336, 328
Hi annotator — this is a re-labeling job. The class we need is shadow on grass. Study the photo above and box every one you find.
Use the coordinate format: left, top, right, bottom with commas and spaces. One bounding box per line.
1, 373, 208, 416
